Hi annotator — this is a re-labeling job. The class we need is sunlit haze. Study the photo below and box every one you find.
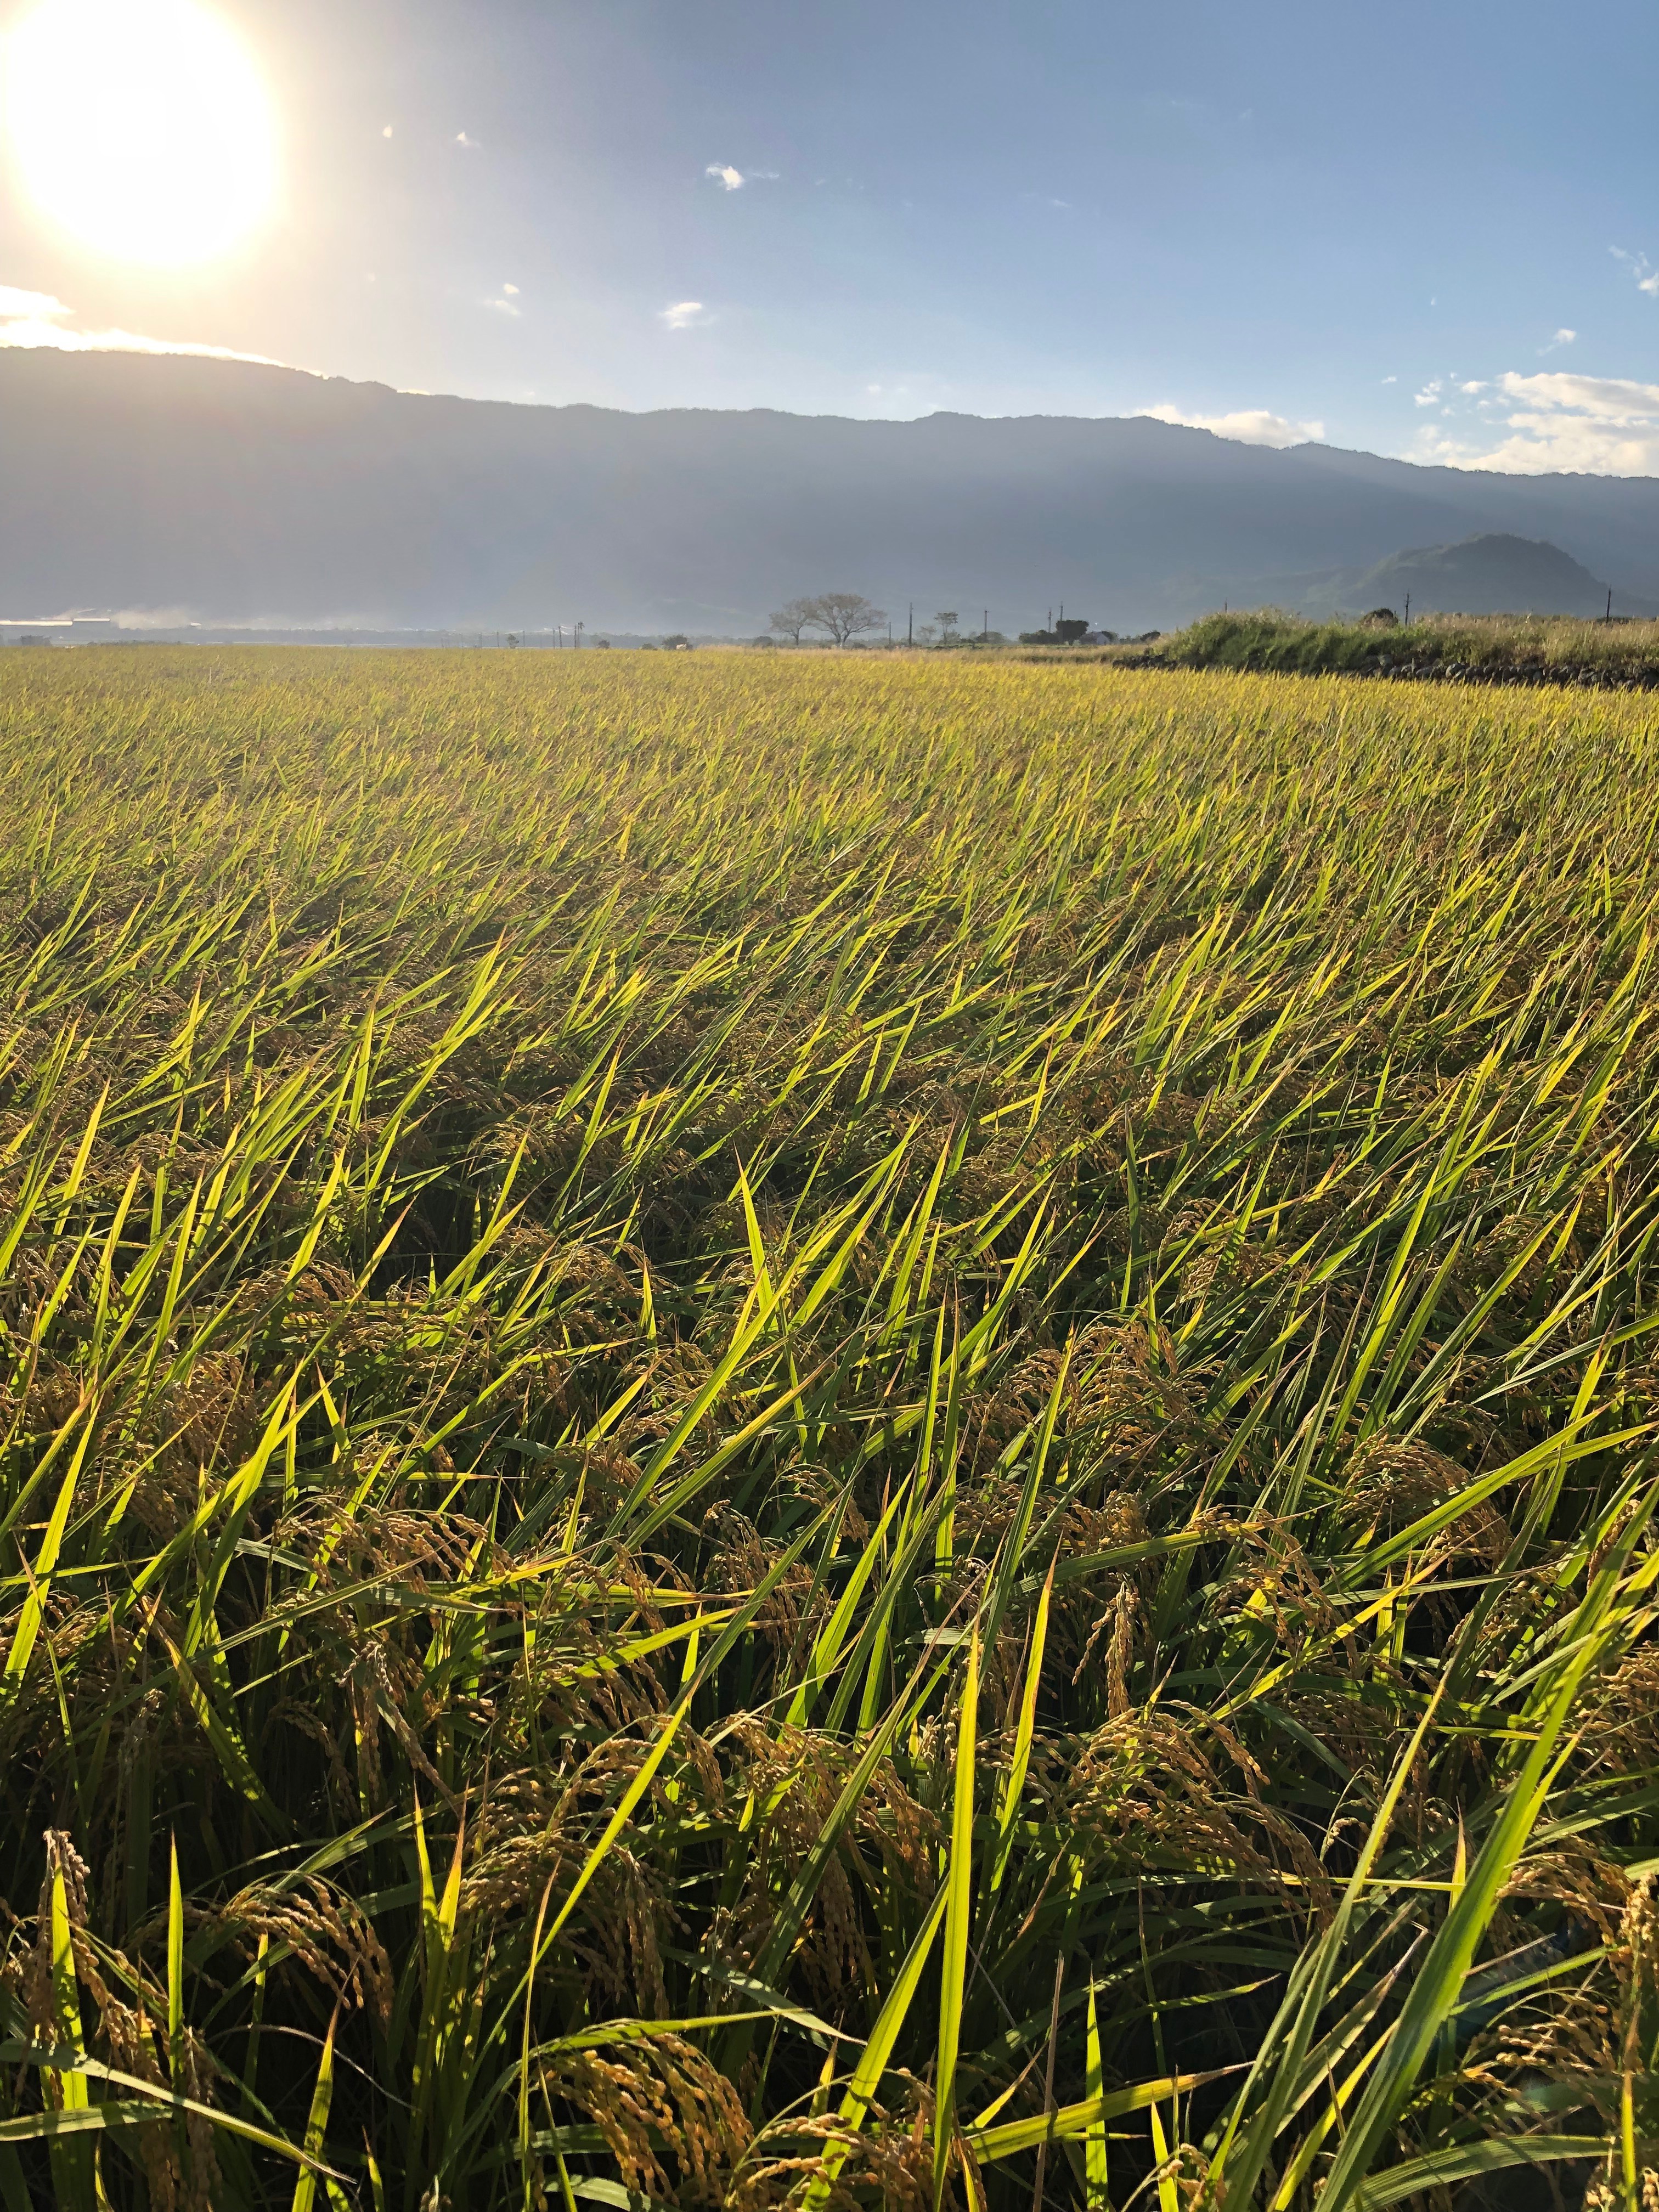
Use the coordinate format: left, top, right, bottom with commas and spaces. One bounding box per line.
5, 0, 276, 265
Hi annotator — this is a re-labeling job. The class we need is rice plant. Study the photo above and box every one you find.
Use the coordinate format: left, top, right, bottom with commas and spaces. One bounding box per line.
0, 643, 1653, 2210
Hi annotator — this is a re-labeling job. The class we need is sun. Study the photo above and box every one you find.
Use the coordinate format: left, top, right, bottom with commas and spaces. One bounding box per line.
4, 0, 277, 267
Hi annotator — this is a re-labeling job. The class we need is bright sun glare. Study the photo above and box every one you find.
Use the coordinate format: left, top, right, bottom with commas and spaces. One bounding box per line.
5, 0, 276, 266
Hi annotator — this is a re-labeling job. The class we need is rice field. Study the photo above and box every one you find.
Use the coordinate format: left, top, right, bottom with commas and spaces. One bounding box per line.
0, 644, 1654, 2211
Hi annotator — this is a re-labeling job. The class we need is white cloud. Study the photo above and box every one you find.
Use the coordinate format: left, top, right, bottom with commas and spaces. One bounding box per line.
1460, 380, 1488, 394
1143, 403, 1324, 448
1611, 247, 1659, 298
0, 318, 284, 362
1415, 369, 1659, 474
456, 131, 477, 148
1381, 374, 1397, 383
1414, 378, 1443, 407
659, 300, 707, 331
706, 163, 776, 189
1551, 327, 1577, 346
0, 285, 286, 364
382, 124, 393, 138
0, 286, 70, 319
503, 281, 520, 295
484, 297, 520, 317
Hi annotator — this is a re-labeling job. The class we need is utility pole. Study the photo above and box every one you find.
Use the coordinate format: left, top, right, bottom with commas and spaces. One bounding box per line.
983, 608, 988, 641
907, 603, 913, 645
1404, 594, 1410, 627
1607, 588, 1615, 624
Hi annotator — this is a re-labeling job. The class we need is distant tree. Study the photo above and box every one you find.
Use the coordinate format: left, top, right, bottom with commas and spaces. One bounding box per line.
935, 611, 959, 642
752, 634, 779, 648
769, 599, 818, 644
661, 634, 691, 651
917, 624, 938, 646
1019, 618, 1093, 645
804, 592, 888, 645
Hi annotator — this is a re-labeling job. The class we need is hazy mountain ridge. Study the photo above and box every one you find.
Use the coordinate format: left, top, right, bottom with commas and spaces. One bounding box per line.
1259, 533, 1650, 623
7, 351, 1659, 633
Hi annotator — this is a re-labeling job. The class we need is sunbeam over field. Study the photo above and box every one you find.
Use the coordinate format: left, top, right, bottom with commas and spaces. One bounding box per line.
0, 645, 1654, 2209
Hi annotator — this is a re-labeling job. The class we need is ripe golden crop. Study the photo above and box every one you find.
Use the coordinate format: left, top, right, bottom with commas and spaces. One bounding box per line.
0, 645, 1652, 2208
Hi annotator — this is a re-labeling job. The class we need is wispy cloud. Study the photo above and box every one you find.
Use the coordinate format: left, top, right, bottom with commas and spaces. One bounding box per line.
659, 300, 707, 331
1416, 369, 1659, 473
1611, 247, 1659, 297
0, 286, 286, 364
484, 295, 520, 317
1143, 402, 1325, 448
1414, 378, 1443, 407
705, 163, 776, 189
455, 131, 478, 148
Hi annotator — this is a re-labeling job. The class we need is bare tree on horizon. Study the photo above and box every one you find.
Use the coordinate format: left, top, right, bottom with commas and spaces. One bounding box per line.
768, 597, 819, 644
804, 592, 888, 645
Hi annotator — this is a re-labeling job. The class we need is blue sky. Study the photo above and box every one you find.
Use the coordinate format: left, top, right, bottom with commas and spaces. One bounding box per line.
7, 0, 1659, 469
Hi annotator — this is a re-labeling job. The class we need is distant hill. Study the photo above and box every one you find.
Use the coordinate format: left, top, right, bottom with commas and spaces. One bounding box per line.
7, 351, 1659, 633
1275, 533, 1647, 622
1352, 533, 1643, 618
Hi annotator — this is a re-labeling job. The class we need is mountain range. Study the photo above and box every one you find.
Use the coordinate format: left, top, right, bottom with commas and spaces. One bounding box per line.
6, 349, 1659, 634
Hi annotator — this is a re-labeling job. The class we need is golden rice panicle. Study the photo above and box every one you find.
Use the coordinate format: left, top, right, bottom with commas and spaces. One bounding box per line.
0, 642, 1654, 2207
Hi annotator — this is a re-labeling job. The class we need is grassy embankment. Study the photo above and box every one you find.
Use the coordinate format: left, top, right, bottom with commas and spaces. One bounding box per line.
0, 646, 1655, 2210
1112, 610, 1659, 687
